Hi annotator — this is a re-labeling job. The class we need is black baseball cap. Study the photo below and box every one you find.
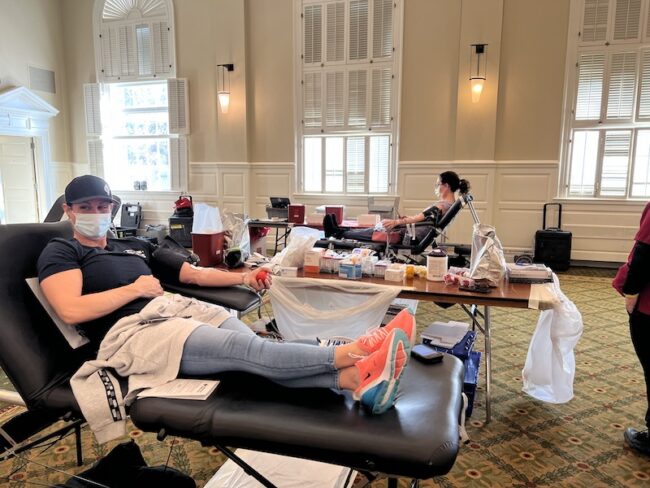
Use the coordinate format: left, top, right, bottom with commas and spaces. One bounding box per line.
65, 175, 115, 205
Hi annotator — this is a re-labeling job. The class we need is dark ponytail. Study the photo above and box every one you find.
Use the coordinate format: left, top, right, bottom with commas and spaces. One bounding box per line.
439, 171, 470, 194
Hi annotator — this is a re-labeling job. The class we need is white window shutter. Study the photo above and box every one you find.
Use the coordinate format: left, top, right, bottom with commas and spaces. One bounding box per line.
136, 24, 153, 76
347, 69, 368, 127
349, 0, 369, 61
326, 71, 345, 127
87, 139, 104, 175
613, 0, 641, 41
326, 2, 345, 63
304, 4, 323, 65
100, 27, 117, 79
170, 136, 188, 191
581, 0, 609, 43
601, 130, 631, 195
152, 21, 172, 76
370, 68, 392, 126
83, 83, 102, 136
638, 50, 650, 118
606, 51, 637, 119
118, 25, 137, 76
575, 53, 605, 120
369, 135, 390, 192
372, 0, 393, 59
303, 72, 323, 128
346, 136, 365, 192
168, 78, 189, 134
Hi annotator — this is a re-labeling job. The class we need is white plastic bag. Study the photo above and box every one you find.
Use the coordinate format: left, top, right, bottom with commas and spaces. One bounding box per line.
221, 211, 251, 260
192, 203, 223, 233
468, 223, 506, 286
269, 277, 401, 340
270, 227, 320, 268
521, 275, 583, 403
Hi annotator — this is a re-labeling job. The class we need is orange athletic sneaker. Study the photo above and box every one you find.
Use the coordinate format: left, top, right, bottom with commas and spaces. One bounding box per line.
357, 308, 416, 355
353, 329, 410, 414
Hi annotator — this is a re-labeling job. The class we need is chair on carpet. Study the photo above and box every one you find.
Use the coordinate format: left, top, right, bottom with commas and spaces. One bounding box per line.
0, 221, 464, 487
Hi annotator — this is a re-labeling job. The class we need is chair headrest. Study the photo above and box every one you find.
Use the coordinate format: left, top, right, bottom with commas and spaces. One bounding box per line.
436, 194, 470, 231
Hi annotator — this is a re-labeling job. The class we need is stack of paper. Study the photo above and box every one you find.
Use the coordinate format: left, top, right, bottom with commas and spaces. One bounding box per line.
421, 321, 469, 348
137, 379, 219, 400
506, 263, 552, 283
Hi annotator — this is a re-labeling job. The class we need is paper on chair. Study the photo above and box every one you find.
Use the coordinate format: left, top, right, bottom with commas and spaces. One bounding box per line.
137, 379, 219, 400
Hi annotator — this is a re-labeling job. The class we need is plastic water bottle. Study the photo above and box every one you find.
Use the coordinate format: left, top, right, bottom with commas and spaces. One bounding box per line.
426, 248, 448, 281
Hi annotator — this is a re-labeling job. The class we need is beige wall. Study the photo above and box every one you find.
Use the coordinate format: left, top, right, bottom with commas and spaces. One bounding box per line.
58, 0, 572, 166
61, 0, 249, 165
245, 0, 295, 162
399, 0, 461, 162
0, 0, 71, 162
495, 0, 570, 161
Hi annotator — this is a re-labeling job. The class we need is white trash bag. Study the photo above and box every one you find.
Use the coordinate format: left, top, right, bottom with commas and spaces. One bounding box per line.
521, 275, 583, 403
269, 277, 400, 340
468, 223, 507, 286
270, 227, 320, 268
192, 203, 223, 233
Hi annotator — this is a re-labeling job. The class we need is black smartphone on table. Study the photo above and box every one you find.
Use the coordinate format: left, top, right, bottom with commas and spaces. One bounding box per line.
458, 284, 491, 294
411, 344, 444, 364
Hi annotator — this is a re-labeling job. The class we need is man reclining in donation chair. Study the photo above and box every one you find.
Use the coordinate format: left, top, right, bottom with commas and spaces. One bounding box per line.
0, 175, 465, 487
322, 171, 472, 258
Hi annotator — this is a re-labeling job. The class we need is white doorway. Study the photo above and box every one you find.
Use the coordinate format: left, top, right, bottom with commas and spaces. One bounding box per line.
0, 135, 40, 223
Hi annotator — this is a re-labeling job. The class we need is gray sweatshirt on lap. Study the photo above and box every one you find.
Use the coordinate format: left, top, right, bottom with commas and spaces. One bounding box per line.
70, 294, 231, 443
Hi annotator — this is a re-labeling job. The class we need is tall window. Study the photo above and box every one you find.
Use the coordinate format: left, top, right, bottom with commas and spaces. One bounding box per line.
87, 0, 188, 192
101, 81, 171, 191
296, 0, 402, 194
563, 0, 650, 198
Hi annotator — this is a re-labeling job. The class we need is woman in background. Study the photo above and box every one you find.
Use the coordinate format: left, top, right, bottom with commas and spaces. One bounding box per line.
326, 171, 470, 242
614, 202, 650, 456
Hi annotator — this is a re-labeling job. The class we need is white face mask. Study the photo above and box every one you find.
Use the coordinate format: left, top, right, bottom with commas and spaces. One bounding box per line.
73, 213, 112, 239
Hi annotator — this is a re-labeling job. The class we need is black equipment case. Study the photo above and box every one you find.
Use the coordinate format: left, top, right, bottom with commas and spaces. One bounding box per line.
534, 203, 572, 271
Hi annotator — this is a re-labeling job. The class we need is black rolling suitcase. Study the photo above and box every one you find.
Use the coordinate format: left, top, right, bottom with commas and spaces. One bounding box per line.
534, 203, 572, 271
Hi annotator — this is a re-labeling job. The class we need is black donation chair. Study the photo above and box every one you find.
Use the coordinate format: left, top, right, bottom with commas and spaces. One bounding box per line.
0, 221, 464, 487
317, 193, 478, 261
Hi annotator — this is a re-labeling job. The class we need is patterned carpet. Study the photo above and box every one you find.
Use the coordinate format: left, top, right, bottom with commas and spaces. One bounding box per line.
2, 267, 650, 487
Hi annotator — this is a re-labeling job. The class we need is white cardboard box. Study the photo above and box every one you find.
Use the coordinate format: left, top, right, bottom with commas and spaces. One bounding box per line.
205, 449, 356, 488
357, 213, 380, 226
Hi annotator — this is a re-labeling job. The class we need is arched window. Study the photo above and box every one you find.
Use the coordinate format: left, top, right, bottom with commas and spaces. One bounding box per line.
93, 0, 176, 82
86, 0, 188, 192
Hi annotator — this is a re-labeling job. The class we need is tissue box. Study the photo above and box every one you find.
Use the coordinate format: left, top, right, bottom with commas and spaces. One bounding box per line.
385, 267, 405, 282
325, 205, 344, 225
304, 248, 324, 273
339, 262, 362, 279
357, 214, 380, 226
279, 266, 298, 277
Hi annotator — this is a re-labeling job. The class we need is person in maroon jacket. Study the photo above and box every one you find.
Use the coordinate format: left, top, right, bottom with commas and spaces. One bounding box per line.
614, 202, 650, 456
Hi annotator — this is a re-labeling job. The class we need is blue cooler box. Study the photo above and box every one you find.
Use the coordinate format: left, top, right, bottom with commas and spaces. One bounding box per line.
422, 330, 477, 361
463, 351, 481, 417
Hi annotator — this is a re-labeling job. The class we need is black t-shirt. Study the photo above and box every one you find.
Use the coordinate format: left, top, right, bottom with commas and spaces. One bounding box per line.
37, 237, 182, 347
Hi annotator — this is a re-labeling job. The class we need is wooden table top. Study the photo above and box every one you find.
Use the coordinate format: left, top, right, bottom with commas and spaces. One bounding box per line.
296, 270, 532, 309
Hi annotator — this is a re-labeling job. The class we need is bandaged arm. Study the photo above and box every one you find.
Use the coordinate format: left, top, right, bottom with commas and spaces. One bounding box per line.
179, 262, 271, 291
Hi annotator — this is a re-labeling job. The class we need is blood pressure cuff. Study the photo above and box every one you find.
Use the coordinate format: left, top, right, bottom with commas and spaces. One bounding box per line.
150, 236, 199, 285
422, 205, 442, 225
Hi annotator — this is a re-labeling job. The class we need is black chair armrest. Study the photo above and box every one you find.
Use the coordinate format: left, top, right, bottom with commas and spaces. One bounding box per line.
162, 283, 261, 313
